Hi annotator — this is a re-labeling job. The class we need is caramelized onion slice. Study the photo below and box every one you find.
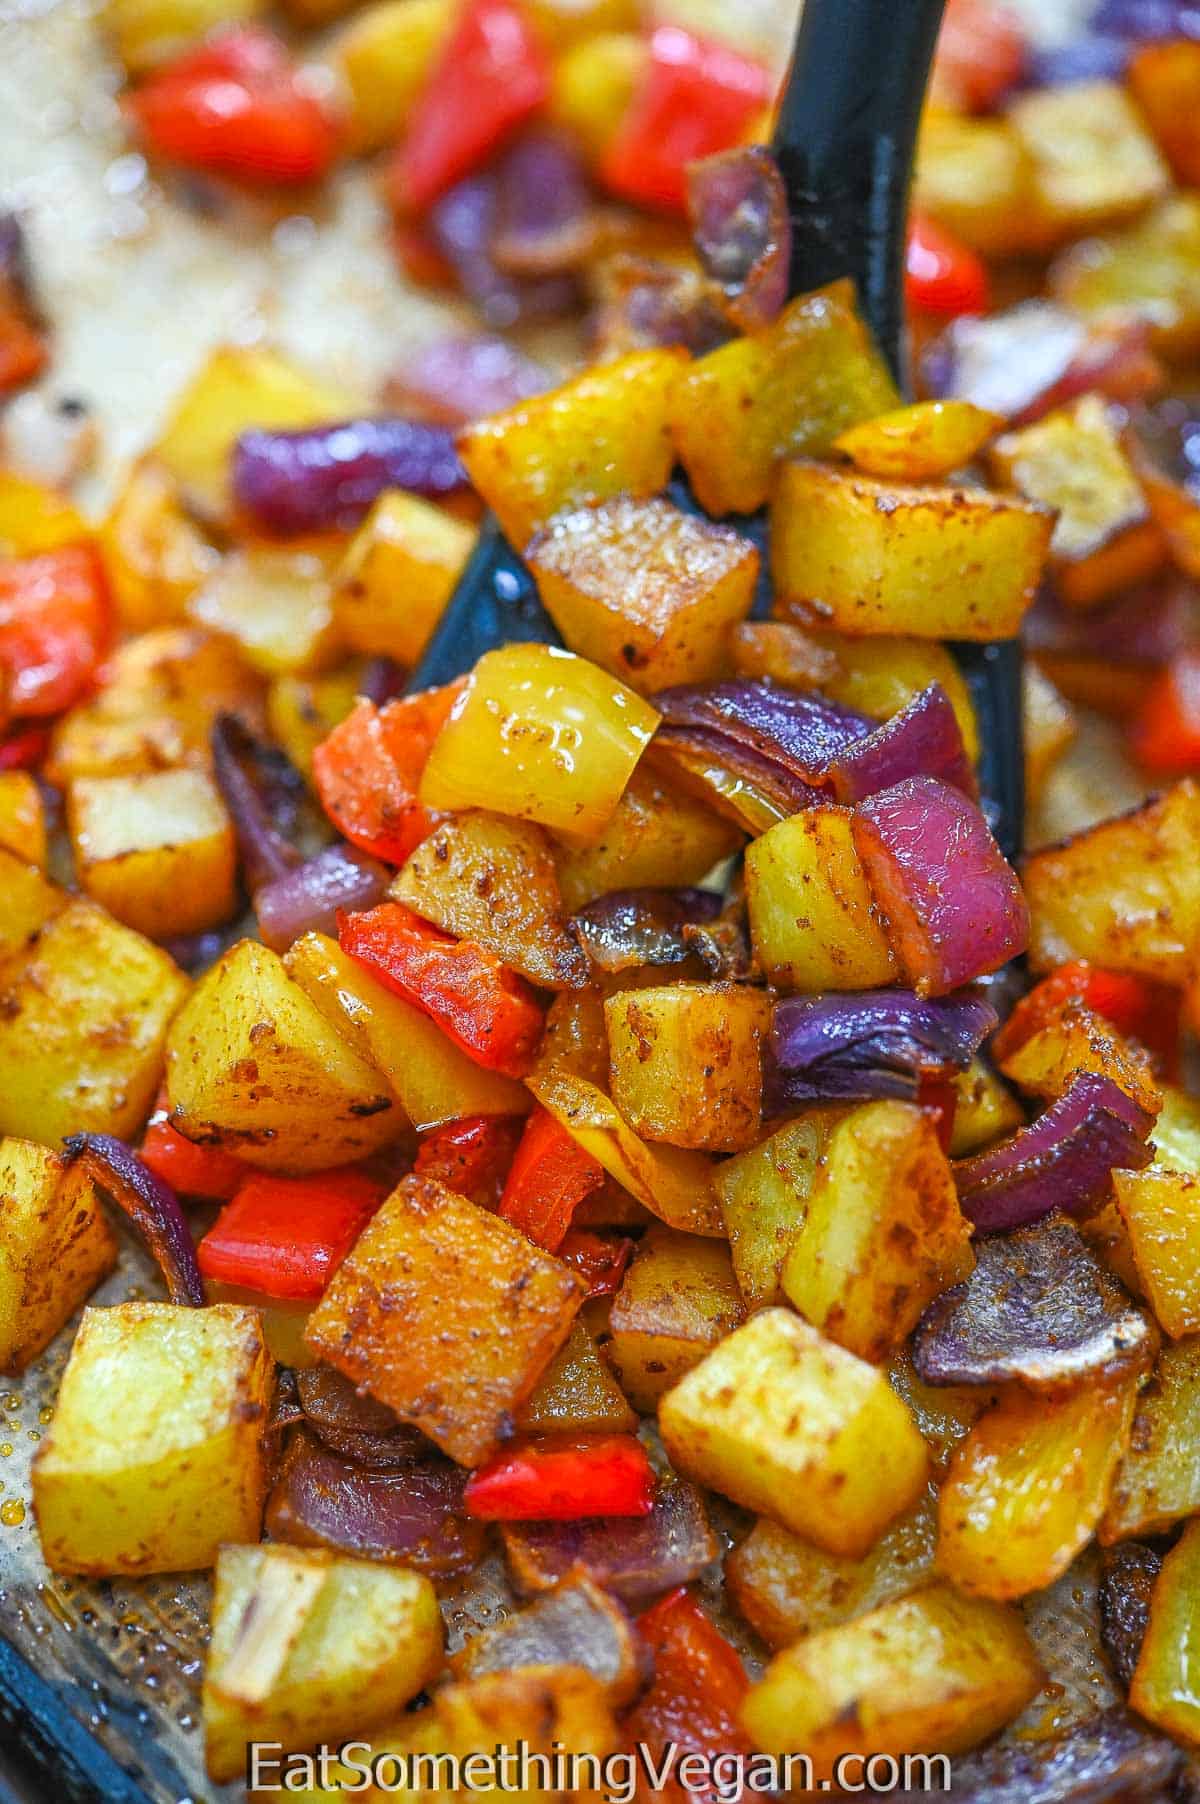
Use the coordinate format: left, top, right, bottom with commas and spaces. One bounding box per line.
686, 145, 790, 331
63, 1133, 203, 1306
255, 843, 390, 953
771, 988, 997, 1106
569, 888, 722, 974
501, 1475, 717, 1604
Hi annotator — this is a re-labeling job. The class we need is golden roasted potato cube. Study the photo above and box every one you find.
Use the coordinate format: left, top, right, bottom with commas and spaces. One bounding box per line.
0, 900, 188, 1145
527, 497, 757, 694
333, 490, 475, 665
189, 542, 342, 678
669, 280, 898, 516
33, 1302, 272, 1575
0, 772, 46, 871
1024, 663, 1077, 805
604, 982, 770, 1154
1131, 1516, 1200, 1741
996, 1003, 1161, 1117
1025, 780, 1200, 983
458, 349, 686, 548
782, 1100, 974, 1364
833, 400, 1002, 482
166, 938, 399, 1172
100, 456, 216, 629
103, 0, 264, 71
1116, 1166, 1200, 1337
1051, 193, 1200, 359
553, 765, 741, 912
745, 806, 897, 992
740, 1581, 1041, 1769
990, 396, 1164, 609
420, 644, 659, 844
1102, 1338, 1200, 1542
0, 850, 64, 967
68, 768, 237, 940
714, 1113, 840, 1308
888, 1352, 989, 1469
306, 1175, 583, 1465
204, 1545, 443, 1782
949, 1057, 1024, 1157
1008, 79, 1169, 238
528, 1066, 723, 1235
915, 110, 1046, 256
266, 666, 361, 780
0, 472, 91, 557
392, 811, 585, 989
607, 1226, 744, 1412
771, 460, 1053, 640
549, 31, 647, 166
1129, 39, 1200, 185
659, 1308, 929, 1557
517, 1319, 636, 1435
284, 931, 528, 1131
450, 1571, 642, 1707
937, 1375, 1139, 1600
1154, 1086, 1200, 1173
334, 0, 454, 154
727, 1495, 939, 1650
0, 1140, 116, 1373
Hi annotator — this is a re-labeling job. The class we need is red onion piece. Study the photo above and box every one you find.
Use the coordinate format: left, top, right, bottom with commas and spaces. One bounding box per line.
770, 988, 997, 1107
853, 776, 1029, 996
569, 887, 723, 974
389, 333, 550, 427
651, 722, 823, 821
62, 1132, 203, 1306
1027, 33, 1132, 83
255, 842, 390, 952
877, 1708, 1185, 1804
296, 1365, 429, 1467
210, 712, 304, 893
656, 680, 874, 786
492, 130, 596, 275
954, 1073, 1155, 1234
502, 1475, 717, 1604
1093, 0, 1200, 39
592, 255, 733, 357
357, 656, 407, 707
428, 173, 579, 332
233, 416, 466, 536
1129, 392, 1200, 498
922, 302, 1160, 426
686, 145, 790, 331
830, 683, 976, 804
1026, 575, 1197, 671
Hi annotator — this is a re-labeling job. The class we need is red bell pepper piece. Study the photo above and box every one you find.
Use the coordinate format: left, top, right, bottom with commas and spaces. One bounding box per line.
0, 309, 46, 394
906, 212, 989, 318
126, 27, 342, 186
141, 1090, 246, 1200
496, 1105, 605, 1252
0, 724, 49, 771
1130, 651, 1200, 777
463, 1435, 656, 1521
312, 683, 461, 866
0, 544, 109, 719
557, 1228, 634, 1300
392, 0, 549, 213
996, 959, 1181, 1079
413, 1113, 524, 1208
934, 0, 1026, 112
601, 26, 772, 214
340, 900, 544, 1077
623, 1589, 751, 1804
197, 1166, 384, 1301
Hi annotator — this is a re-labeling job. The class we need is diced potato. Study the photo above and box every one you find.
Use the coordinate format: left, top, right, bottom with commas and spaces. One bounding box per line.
420, 644, 659, 845
604, 982, 770, 1154
1081, 1198, 1145, 1298
0, 471, 91, 557
833, 401, 1002, 481
450, 1571, 642, 1707
332, 490, 475, 665
166, 939, 399, 1172
607, 1226, 744, 1412
995, 1003, 1161, 1116
458, 350, 686, 548
990, 396, 1164, 608
0, 899, 188, 1145
1102, 1338, 1200, 1542
1024, 663, 1077, 804
307, 1176, 581, 1465
659, 1308, 929, 1557
1051, 192, 1200, 359
772, 460, 1053, 640
1116, 1166, 1200, 1337
549, 32, 648, 166
528, 1066, 723, 1235
937, 1376, 1138, 1600
745, 807, 897, 993
669, 281, 898, 517
727, 1495, 939, 1650
517, 1319, 636, 1435
0, 849, 64, 967
103, 0, 264, 71
189, 541, 342, 678
333, 0, 454, 154
391, 811, 585, 989
950, 1058, 1024, 1157
67, 768, 237, 940
740, 1581, 1041, 1770
527, 989, 609, 1091
714, 1113, 839, 1309
1129, 40, 1200, 185
1008, 80, 1169, 238
284, 931, 528, 1130
888, 1352, 989, 1470
100, 456, 216, 629
782, 1100, 974, 1365
915, 110, 1047, 256
0, 772, 46, 870
33, 1302, 273, 1575
553, 764, 741, 913
0, 1140, 116, 1373
203, 1545, 443, 1782
1024, 780, 1200, 983
1130, 1516, 1200, 1741
1153, 1086, 1200, 1173
527, 497, 757, 694
1138, 454, 1200, 581
266, 666, 361, 780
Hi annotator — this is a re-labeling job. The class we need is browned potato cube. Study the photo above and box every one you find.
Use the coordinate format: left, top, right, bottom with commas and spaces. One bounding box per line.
833, 400, 1002, 482
714, 1113, 840, 1308
305, 1175, 583, 1465
527, 496, 757, 693
996, 1004, 1161, 1116
915, 111, 1047, 256
516, 1319, 636, 1435
333, 490, 476, 666
1051, 192, 1200, 359
1129, 39, 1200, 184
1116, 1166, 1200, 1337
553, 765, 742, 913
745, 807, 897, 992
1024, 664, 1077, 804
0, 848, 63, 965
949, 1057, 1024, 1157
606, 1226, 744, 1412
658, 1308, 929, 1557
1008, 80, 1169, 238
1102, 1338, 1200, 1542
68, 768, 237, 940
0, 1139, 116, 1373
189, 542, 342, 678
605, 982, 771, 1153
0, 773, 46, 870
1130, 1517, 1200, 1741
771, 460, 1053, 640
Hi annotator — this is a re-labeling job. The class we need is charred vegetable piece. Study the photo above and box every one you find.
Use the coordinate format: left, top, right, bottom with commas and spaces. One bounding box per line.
555, 766, 742, 914
1100, 1543, 1162, 1686
63, 1132, 203, 1307
568, 886, 721, 976
501, 1471, 717, 1603
449, 1569, 644, 1708
0, 1139, 116, 1375
295, 1364, 425, 1466
687, 145, 789, 332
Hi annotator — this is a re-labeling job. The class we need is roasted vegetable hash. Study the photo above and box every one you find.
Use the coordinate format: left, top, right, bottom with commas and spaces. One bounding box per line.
11, 0, 1200, 1797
